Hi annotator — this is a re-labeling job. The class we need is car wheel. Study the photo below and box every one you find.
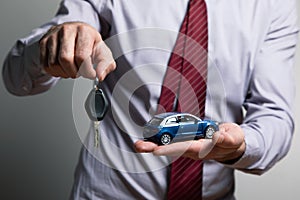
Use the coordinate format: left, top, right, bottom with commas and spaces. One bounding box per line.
160, 133, 172, 145
205, 126, 216, 139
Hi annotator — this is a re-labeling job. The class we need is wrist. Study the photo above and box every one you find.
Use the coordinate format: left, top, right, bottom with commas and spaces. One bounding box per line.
219, 140, 246, 165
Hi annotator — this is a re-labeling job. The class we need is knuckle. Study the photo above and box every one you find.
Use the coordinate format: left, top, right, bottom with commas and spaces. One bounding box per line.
39, 38, 47, 49
78, 23, 95, 33
43, 67, 51, 74
58, 52, 73, 65
39, 40, 47, 64
70, 74, 77, 79
104, 61, 116, 74
47, 33, 56, 44
77, 24, 89, 33
46, 37, 56, 64
137, 145, 147, 152
49, 65, 68, 78
48, 55, 56, 66
46, 67, 59, 77
69, 68, 78, 79
79, 23, 102, 41
189, 146, 199, 154
48, 57, 55, 66
96, 32, 102, 42
75, 51, 88, 65
59, 24, 72, 36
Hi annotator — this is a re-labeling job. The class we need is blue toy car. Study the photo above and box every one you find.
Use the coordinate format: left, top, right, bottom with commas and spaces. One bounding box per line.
143, 112, 219, 145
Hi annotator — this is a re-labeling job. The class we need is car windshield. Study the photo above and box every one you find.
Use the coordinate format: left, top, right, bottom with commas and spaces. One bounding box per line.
148, 117, 163, 126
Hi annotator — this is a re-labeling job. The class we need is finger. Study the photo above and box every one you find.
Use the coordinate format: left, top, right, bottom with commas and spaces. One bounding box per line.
93, 41, 116, 81
40, 26, 72, 78
154, 138, 222, 160
153, 141, 195, 157
185, 139, 238, 160
94, 60, 116, 81
45, 34, 68, 78
215, 123, 244, 149
77, 56, 96, 79
204, 146, 238, 160
39, 37, 48, 68
44, 63, 68, 78
47, 35, 58, 67
212, 128, 225, 145
47, 34, 69, 78
39, 26, 58, 68
75, 26, 96, 70
135, 140, 158, 153
58, 25, 78, 78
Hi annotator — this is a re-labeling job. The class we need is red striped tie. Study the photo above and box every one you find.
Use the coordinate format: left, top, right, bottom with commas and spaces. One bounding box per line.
157, 0, 208, 199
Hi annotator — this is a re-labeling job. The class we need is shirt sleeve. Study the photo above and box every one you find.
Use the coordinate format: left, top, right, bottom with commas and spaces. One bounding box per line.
226, 0, 299, 174
2, 0, 104, 96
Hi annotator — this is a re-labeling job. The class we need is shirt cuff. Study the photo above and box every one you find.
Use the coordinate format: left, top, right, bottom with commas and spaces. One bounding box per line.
222, 125, 263, 174
22, 38, 58, 95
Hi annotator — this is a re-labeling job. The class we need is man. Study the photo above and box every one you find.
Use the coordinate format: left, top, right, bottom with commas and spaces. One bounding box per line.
2, 0, 299, 199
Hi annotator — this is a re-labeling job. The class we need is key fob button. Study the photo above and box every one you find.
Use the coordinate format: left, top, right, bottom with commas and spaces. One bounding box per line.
85, 88, 109, 121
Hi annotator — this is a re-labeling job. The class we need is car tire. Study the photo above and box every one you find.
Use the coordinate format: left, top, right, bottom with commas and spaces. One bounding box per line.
160, 133, 172, 145
205, 126, 216, 139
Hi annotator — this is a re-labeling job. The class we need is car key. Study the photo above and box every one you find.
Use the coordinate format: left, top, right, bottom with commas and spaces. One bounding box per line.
93, 120, 100, 148
85, 78, 109, 147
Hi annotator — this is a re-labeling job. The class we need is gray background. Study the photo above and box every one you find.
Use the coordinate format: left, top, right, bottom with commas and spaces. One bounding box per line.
0, 0, 299, 199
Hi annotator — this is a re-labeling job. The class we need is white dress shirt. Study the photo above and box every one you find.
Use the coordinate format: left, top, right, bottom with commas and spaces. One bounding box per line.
2, 0, 299, 199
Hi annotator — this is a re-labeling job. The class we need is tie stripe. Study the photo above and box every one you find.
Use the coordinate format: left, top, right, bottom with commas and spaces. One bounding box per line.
158, 0, 208, 199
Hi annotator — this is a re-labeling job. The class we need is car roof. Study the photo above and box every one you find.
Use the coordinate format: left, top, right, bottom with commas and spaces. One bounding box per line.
154, 112, 179, 118
154, 112, 199, 119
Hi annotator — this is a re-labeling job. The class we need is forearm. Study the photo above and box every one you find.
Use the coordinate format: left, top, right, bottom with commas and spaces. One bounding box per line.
224, 0, 299, 175
2, 35, 59, 96
226, 47, 297, 175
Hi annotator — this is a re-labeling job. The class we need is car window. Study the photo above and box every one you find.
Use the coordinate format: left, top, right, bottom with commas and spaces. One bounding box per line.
165, 117, 178, 125
149, 117, 163, 126
180, 116, 197, 124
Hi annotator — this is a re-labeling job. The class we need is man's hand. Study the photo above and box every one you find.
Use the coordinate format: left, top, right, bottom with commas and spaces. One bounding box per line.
39, 22, 116, 80
135, 123, 246, 163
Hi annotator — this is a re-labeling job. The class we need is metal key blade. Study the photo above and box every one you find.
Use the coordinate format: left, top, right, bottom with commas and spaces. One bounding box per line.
94, 121, 100, 147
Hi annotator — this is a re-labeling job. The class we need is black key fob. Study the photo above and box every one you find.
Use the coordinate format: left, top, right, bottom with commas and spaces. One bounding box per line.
85, 86, 109, 121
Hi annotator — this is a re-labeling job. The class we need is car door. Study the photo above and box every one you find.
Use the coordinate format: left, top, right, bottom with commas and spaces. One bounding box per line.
178, 115, 199, 139
163, 117, 180, 139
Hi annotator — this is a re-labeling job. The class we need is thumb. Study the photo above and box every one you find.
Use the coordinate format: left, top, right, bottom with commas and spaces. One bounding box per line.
77, 55, 97, 80
92, 41, 116, 82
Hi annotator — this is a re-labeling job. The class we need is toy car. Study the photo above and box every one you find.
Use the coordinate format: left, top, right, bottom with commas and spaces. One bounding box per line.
143, 112, 219, 145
